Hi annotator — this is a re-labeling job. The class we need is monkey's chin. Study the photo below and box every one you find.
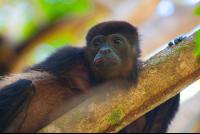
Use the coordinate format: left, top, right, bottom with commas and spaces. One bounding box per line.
94, 59, 119, 72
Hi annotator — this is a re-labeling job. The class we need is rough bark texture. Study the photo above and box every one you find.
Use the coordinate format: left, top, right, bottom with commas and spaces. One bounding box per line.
38, 31, 200, 133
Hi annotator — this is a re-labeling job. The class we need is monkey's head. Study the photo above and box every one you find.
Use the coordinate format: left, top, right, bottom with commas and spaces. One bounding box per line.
86, 21, 140, 83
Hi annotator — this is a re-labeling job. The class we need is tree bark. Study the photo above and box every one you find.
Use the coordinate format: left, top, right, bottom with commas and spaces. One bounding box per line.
38, 31, 200, 133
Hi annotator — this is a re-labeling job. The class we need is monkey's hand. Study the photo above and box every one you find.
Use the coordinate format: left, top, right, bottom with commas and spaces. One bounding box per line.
168, 36, 187, 46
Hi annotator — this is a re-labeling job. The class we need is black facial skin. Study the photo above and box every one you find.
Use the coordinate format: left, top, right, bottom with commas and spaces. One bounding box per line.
86, 21, 140, 86
90, 34, 131, 73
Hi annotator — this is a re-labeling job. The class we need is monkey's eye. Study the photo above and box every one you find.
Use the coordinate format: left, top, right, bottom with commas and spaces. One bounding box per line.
93, 41, 102, 46
113, 38, 122, 45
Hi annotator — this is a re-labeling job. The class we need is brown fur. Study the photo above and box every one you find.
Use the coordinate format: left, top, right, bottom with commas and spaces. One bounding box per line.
1, 66, 91, 133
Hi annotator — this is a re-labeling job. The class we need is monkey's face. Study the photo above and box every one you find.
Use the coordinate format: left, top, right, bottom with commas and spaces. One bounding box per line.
88, 34, 132, 73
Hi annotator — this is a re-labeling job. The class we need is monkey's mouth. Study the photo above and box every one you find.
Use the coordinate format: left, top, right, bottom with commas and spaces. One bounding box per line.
94, 57, 119, 71
94, 58, 118, 64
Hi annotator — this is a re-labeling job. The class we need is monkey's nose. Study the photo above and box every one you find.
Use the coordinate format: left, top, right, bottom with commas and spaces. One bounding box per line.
100, 48, 111, 54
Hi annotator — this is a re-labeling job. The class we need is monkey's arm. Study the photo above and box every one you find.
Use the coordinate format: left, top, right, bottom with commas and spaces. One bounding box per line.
141, 37, 186, 133
118, 94, 180, 133
120, 37, 185, 133
143, 94, 180, 133
0, 79, 35, 133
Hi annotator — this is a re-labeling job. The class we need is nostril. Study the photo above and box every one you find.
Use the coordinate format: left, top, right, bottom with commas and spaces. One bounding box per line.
100, 48, 111, 54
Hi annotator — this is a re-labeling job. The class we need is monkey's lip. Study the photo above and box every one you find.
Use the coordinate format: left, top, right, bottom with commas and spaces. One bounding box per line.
95, 58, 118, 64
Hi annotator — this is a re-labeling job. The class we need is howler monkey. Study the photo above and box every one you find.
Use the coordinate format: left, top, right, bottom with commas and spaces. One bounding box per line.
0, 21, 180, 133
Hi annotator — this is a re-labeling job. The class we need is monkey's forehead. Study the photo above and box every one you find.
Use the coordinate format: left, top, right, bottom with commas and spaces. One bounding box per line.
86, 21, 139, 45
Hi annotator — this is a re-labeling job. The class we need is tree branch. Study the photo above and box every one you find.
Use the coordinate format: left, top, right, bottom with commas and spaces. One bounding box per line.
38, 31, 200, 133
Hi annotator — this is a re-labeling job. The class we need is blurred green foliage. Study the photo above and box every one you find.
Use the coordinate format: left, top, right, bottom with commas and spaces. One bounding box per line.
21, 0, 94, 64
40, 0, 93, 23
194, 29, 200, 57
24, 20, 38, 40
23, 0, 93, 41
194, 5, 200, 57
194, 4, 200, 15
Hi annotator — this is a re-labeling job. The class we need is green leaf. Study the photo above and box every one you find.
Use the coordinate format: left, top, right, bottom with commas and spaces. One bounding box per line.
23, 20, 38, 40
194, 29, 200, 57
39, 0, 93, 23
194, 4, 200, 15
